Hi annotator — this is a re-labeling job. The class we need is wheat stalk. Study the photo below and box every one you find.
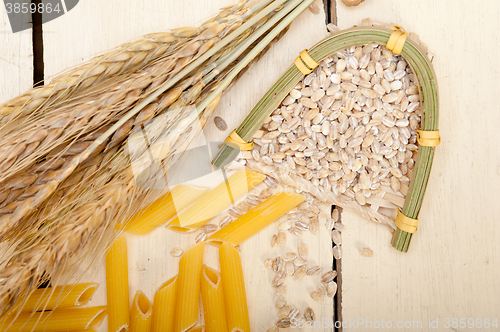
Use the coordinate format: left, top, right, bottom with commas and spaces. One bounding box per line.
0, 0, 303, 315
0, 0, 292, 240
0, 25, 247, 234
0, 0, 284, 233
0, 2, 280, 240
0, 2, 251, 129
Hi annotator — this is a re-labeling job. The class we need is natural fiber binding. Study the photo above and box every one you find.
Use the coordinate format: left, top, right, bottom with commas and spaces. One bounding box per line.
386, 25, 407, 54
394, 210, 418, 234
294, 49, 319, 74
416, 130, 441, 147
224, 130, 254, 151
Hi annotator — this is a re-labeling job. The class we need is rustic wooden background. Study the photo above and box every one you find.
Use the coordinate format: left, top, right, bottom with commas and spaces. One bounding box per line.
1, 0, 500, 331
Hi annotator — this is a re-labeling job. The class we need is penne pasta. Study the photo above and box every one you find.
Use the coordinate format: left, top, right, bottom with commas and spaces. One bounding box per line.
130, 291, 152, 332
219, 243, 250, 332
151, 276, 177, 332
207, 193, 305, 246
105, 236, 130, 332
174, 242, 205, 332
8, 283, 98, 313
120, 185, 208, 234
168, 170, 265, 229
200, 266, 228, 332
0, 306, 107, 332
187, 327, 205, 332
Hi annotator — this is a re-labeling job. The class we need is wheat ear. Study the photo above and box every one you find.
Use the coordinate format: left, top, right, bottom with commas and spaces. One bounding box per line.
0, 2, 249, 128
0, 3, 293, 312
0, 0, 283, 237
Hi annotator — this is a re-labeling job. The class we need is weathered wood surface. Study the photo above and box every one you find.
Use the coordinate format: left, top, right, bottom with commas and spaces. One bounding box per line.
336, 1, 500, 331
0, 11, 32, 106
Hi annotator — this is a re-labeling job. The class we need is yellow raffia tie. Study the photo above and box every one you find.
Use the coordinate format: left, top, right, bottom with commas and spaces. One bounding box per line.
416, 130, 441, 147
386, 26, 407, 54
395, 210, 419, 234
294, 49, 319, 74
224, 130, 254, 151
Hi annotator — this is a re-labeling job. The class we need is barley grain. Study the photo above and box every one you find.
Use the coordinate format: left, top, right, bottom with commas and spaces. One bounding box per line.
321, 270, 337, 283
275, 296, 286, 309
195, 232, 207, 243
170, 247, 183, 257
327, 281, 338, 297
310, 291, 323, 302
359, 247, 374, 257
279, 305, 291, 318
306, 266, 321, 276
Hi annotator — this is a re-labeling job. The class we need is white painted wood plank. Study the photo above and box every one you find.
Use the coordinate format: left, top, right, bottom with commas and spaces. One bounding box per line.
336, 1, 500, 330
0, 10, 32, 104
42, 0, 332, 330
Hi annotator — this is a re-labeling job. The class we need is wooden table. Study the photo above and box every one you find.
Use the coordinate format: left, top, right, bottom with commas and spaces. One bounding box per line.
1, 0, 500, 331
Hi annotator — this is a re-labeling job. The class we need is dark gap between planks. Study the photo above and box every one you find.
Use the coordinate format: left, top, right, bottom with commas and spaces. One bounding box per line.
32, 0, 44, 87
323, 1, 341, 330
32, 0, 47, 289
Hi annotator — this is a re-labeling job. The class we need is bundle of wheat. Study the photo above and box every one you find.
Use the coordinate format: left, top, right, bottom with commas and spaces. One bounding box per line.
0, 0, 317, 316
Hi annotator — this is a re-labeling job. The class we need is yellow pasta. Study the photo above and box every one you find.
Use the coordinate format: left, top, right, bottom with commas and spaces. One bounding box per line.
168, 170, 265, 229
9, 283, 98, 313
208, 193, 305, 246
120, 185, 208, 234
200, 266, 228, 332
219, 242, 250, 332
130, 291, 152, 332
105, 236, 130, 332
151, 276, 177, 332
174, 242, 205, 332
187, 327, 205, 332
0, 306, 107, 332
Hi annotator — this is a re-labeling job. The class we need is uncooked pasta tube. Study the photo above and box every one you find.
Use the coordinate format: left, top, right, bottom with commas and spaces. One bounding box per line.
219, 242, 250, 332
10, 283, 98, 312
151, 276, 177, 332
105, 236, 130, 332
174, 242, 205, 332
168, 170, 265, 229
207, 192, 305, 246
0, 306, 107, 332
200, 266, 228, 332
122, 185, 208, 234
187, 327, 205, 332
130, 291, 152, 332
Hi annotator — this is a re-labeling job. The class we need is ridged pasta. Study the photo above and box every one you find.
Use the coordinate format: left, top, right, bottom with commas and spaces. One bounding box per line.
219, 243, 250, 332
200, 266, 228, 332
151, 276, 177, 332
130, 291, 152, 332
122, 185, 208, 234
105, 236, 130, 332
207, 192, 305, 246
174, 242, 205, 332
168, 170, 265, 230
0, 306, 107, 332
8, 283, 98, 313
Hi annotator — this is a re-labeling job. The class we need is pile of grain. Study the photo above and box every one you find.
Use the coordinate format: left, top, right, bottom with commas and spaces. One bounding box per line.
239, 43, 422, 225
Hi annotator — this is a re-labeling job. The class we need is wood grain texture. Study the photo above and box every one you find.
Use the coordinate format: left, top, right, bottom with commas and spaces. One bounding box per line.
336, 1, 500, 331
40, 0, 333, 330
0, 11, 32, 104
